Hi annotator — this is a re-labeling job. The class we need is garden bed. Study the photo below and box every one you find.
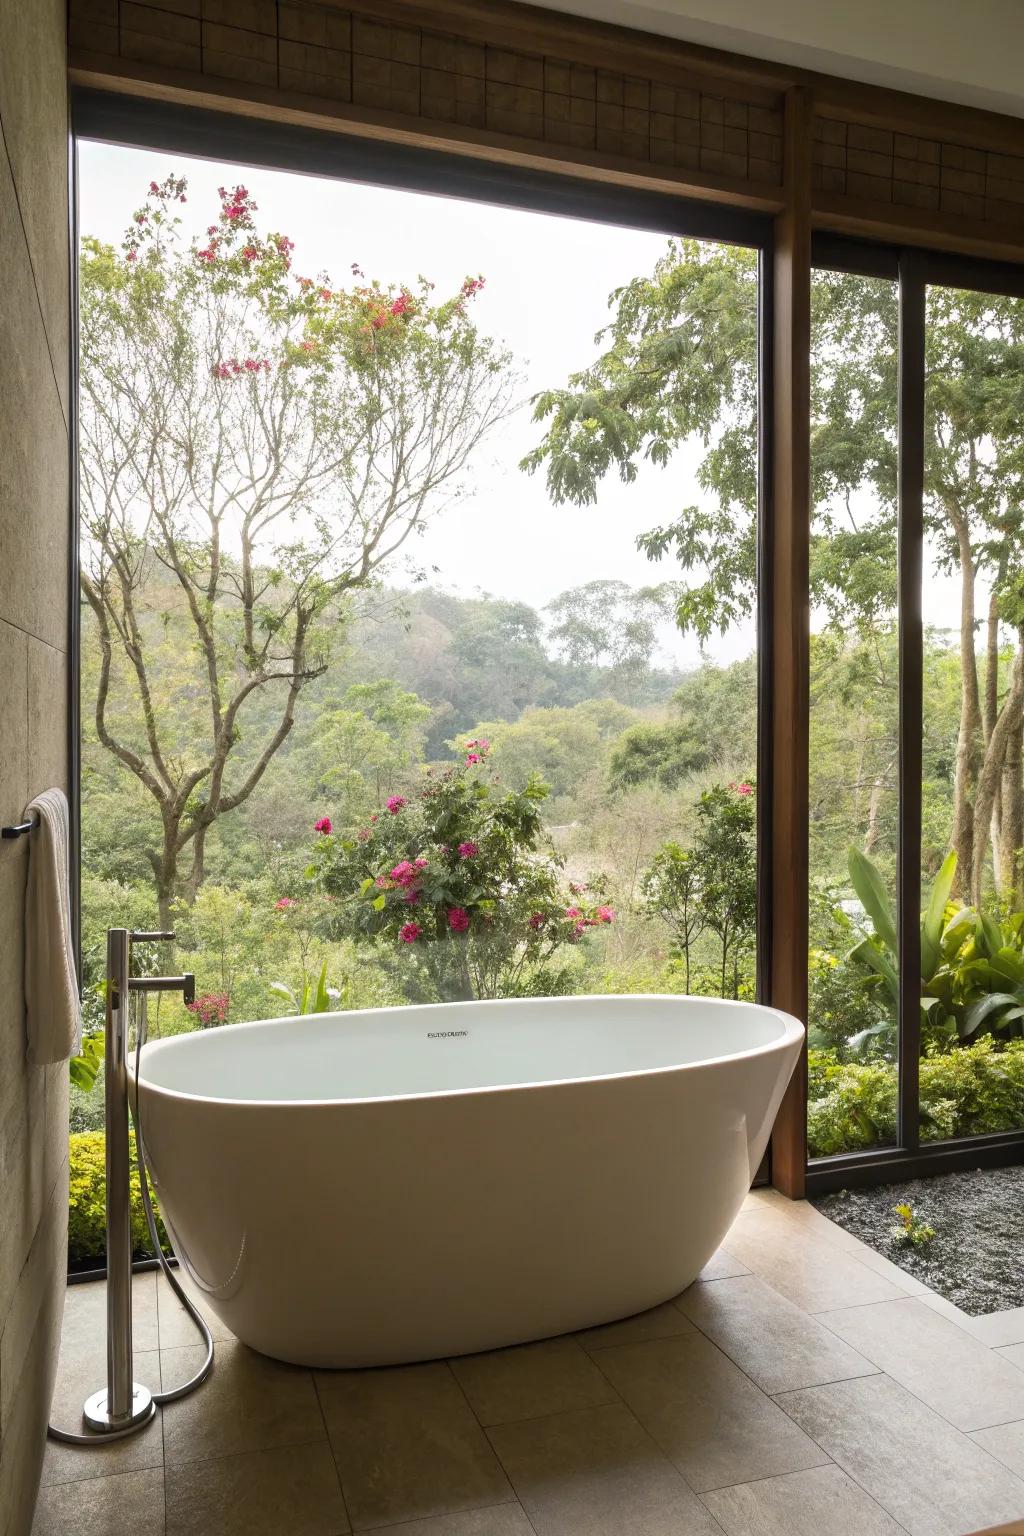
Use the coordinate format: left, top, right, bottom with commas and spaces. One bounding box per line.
813, 1165, 1024, 1315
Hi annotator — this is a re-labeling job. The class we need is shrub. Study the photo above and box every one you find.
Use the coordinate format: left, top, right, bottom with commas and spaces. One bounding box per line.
68, 1132, 168, 1267
310, 743, 613, 1002
807, 1039, 1024, 1157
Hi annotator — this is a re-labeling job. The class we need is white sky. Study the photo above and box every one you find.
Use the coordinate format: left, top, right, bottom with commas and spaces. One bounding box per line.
79, 141, 757, 671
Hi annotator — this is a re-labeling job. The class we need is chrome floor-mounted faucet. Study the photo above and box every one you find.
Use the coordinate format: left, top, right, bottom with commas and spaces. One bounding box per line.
82, 929, 194, 1433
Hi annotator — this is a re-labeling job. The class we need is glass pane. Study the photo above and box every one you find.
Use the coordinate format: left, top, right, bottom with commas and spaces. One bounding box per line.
919, 283, 1024, 1143
74, 146, 760, 1184
807, 268, 900, 1158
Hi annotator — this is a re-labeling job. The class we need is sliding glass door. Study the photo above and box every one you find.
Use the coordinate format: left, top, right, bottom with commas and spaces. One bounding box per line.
808, 241, 1024, 1181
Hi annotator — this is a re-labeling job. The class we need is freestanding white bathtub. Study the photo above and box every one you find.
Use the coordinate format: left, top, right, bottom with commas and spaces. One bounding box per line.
131, 994, 802, 1368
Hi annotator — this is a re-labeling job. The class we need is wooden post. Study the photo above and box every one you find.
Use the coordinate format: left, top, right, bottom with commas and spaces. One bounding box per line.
768, 86, 812, 1198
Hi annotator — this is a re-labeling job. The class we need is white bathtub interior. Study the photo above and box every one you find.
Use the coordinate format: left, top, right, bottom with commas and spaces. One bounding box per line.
138, 994, 797, 1102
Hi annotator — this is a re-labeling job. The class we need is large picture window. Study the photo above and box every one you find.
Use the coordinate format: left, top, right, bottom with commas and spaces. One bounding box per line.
69, 105, 769, 1178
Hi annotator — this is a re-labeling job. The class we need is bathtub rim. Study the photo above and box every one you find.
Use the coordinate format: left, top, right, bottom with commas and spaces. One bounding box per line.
130, 992, 805, 1111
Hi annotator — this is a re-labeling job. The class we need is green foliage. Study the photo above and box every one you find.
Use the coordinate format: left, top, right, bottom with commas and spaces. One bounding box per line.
640, 782, 756, 997
68, 1131, 168, 1266
892, 1203, 936, 1249
608, 720, 711, 792
269, 958, 348, 1015
807, 1040, 1024, 1156
311, 744, 614, 1002
70, 1033, 104, 1093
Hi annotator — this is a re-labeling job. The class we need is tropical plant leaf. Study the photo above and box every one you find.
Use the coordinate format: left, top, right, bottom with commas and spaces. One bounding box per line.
848, 847, 898, 954
960, 991, 1024, 1039
849, 935, 899, 1003
921, 849, 957, 980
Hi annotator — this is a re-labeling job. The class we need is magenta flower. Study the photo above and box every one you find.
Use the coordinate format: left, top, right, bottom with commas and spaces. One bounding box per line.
565, 907, 582, 920
403, 889, 421, 904
399, 922, 422, 943
729, 781, 753, 796
528, 912, 545, 930
386, 795, 407, 814
314, 816, 332, 835
389, 861, 418, 887
465, 753, 481, 765
448, 907, 470, 932
275, 897, 295, 910
457, 841, 479, 859
595, 906, 616, 924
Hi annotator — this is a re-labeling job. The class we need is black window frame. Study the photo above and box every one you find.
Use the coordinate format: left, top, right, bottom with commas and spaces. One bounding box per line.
808, 233, 1024, 1192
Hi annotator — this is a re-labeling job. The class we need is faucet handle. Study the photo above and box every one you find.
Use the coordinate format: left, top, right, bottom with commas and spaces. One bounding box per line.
183, 974, 195, 1006
131, 930, 176, 943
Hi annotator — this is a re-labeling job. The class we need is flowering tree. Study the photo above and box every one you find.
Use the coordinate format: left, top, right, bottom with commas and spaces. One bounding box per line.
310, 742, 614, 1002
80, 175, 515, 923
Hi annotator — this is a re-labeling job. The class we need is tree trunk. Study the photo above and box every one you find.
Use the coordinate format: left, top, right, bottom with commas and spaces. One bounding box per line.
998, 665, 1024, 907
971, 636, 1024, 906
950, 517, 982, 898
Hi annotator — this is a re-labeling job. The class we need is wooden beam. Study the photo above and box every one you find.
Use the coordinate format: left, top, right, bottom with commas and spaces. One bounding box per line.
769, 86, 812, 1199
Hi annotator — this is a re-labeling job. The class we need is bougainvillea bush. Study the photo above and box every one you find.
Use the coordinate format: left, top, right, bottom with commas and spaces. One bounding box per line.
309, 742, 614, 1003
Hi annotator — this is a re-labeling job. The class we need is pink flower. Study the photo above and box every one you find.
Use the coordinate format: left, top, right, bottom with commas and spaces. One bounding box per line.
399, 922, 422, 944
187, 991, 229, 1026
370, 310, 388, 330
275, 897, 295, 910
735, 782, 753, 795
528, 912, 545, 929
242, 245, 258, 262
370, 814, 378, 823
126, 249, 138, 263
461, 276, 485, 297
391, 292, 411, 316
414, 857, 429, 869
465, 753, 480, 765
320, 288, 332, 301
149, 180, 160, 194
595, 905, 616, 924
389, 861, 418, 887
314, 816, 332, 835
403, 889, 421, 904
565, 907, 582, 920
386, 796, 407, 814
568, 881, 586, 896
301, 340, 315, 352
448, 907, 470, 932
457, 841, 479, 859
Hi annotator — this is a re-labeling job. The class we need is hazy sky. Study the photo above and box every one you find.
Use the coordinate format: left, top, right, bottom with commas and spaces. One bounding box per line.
79, 140, 760, 671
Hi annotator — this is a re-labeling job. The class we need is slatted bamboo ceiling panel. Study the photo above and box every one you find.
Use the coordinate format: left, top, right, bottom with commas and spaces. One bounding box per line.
813, 115, 1024, 230
68, 0, 785, 191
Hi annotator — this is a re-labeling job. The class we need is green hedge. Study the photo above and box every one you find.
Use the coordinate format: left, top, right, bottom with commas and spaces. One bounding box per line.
68, 1131, 168, 1267
808, 1039, 1024, 1157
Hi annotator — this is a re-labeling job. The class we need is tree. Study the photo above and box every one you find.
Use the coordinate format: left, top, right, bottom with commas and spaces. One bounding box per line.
545, 580, 676, 700
80, 175, 515, 922
640, 782, 757, 997
523, 239, 1024, 906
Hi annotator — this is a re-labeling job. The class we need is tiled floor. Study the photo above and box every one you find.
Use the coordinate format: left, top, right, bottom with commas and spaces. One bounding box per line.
35, 1189, 1024, 1536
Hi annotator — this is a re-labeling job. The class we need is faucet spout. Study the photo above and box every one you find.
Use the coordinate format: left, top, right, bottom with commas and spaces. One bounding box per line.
128, 974, 196, 1005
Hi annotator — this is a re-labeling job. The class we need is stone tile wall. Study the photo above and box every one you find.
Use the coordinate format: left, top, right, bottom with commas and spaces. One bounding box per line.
0, 1, 72, 1530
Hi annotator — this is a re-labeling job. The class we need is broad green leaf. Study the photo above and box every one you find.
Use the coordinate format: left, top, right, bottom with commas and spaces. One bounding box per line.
921, 850, 957, 980
848, 847, 898, 954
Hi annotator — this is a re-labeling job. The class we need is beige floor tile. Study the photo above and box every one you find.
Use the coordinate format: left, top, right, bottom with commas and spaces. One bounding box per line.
820, 1297, 1024, 1431
592, 1332, 829, 1492
575, 1299, 698, 1352
1001, 1344, 1024, 1371
701, 1462, 905, 1535
723, 1210, 906, 1312
32, 1466, 165, 1536
60, 1274, 160, 1355
778, 1372, 1024, 1536
677, 1274, 878, 1394
363, 1508, 534, 1535
156, 1267, 236, 1348
160, 1338, 324, 1465
165, 1439, 349, 1535
488, 1401, 723, 1536
317, 1360, 513, 1530
973, 1421, 1024, 1479
450, 1337, 617, 1426
695, 1248, 750, 1283
919, 1296, 1024, 1347
42, 1347, 163, 1485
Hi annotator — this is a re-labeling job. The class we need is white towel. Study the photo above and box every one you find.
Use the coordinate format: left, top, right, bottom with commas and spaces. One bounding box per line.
24, 787, 82, 1064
